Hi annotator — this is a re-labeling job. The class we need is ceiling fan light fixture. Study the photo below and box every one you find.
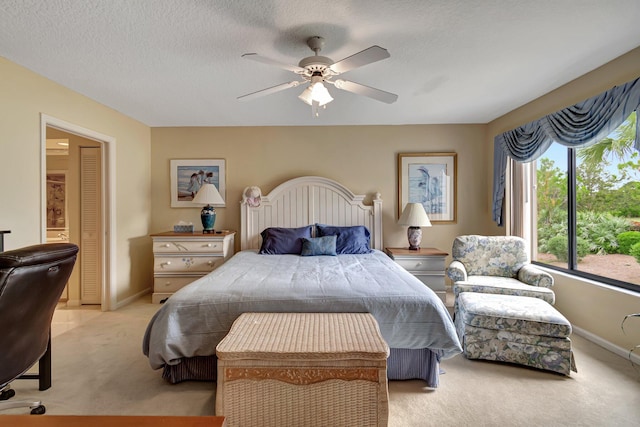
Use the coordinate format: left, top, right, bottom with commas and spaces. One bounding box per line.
310, 82, 333, 106
298, 81, 333, 109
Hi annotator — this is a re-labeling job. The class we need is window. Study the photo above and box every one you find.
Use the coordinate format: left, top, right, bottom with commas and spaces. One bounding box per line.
531, 112, 640, 292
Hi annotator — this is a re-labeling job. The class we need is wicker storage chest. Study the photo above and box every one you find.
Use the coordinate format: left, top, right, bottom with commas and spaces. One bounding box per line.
216, 312, 390, 427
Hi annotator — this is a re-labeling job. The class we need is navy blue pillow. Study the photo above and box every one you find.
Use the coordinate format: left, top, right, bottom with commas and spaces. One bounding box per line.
316, 224, 373, 254
301, 236, 337, 256
259, 226, 313, 255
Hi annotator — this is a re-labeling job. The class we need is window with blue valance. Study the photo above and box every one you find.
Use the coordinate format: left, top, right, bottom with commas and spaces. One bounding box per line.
492, 77, 640, 226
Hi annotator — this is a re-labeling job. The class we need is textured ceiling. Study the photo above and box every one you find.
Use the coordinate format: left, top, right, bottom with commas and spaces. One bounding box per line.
1, 0, 640, 127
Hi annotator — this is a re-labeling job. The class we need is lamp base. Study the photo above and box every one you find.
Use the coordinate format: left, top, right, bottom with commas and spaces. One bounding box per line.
200, 205, 217, 234
407, 226, 422, 251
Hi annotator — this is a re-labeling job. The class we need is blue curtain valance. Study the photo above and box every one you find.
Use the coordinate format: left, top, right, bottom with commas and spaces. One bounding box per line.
492, 76, 640, 226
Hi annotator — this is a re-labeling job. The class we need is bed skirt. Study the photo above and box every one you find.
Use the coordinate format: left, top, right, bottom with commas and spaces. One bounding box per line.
161, 348, 442, 388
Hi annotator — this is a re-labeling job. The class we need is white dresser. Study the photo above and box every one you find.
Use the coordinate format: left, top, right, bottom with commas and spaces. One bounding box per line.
385, 247, 448, 303
150, 230, 235, 303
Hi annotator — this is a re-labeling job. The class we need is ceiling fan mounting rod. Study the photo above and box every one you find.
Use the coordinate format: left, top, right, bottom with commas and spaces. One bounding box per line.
307, 36, 325, 55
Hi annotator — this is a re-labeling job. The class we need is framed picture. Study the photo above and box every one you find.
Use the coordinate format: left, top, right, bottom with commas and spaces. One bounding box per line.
398, 152, 457, 223
46, 171, 67, 229
170, 159, 226, 208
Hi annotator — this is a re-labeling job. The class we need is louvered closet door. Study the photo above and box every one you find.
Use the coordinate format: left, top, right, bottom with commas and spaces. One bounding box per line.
80, 146, 103, 304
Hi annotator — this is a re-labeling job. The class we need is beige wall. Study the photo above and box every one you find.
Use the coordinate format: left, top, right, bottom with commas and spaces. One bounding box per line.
485, 47, 640, 353
0, 57, 152, 306
150, 124, 490, 258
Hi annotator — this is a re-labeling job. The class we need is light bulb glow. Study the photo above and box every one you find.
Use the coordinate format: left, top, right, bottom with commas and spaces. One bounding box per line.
310, 82, 333, 106
298, 81, 333, 107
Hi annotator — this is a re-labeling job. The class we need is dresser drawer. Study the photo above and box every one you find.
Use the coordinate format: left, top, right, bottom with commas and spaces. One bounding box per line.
150, 231, 236, 304
393, 257, 444, 272
154, 256, 224, 273
153, 240, 224, 254
414, 273, 446, 292
153, 276, 199, 293
152, 292, 174, 304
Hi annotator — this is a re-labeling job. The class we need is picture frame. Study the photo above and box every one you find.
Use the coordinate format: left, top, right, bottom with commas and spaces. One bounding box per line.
46, 171, 67, 229
397, 152, 457, 223
170, 159, 226, 208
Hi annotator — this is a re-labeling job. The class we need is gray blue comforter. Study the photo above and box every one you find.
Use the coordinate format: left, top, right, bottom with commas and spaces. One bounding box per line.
143, 250, 461, 370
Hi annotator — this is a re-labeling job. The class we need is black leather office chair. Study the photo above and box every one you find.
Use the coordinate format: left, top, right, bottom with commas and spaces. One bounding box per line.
0, 243, 78, 414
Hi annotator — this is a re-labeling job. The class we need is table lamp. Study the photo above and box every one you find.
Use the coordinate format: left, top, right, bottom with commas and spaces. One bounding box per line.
398, 203, 432, 250
192, 183, 225, 234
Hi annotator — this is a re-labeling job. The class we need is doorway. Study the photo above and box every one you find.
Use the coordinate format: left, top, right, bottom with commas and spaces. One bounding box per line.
41, 115, 115, 311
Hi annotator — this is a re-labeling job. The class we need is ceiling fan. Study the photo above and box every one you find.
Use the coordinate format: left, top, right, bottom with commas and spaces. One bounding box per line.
237, 36, 398, 117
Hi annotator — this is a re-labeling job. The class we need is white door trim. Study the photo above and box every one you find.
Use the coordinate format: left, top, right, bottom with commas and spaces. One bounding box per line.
40, 114, 116, 311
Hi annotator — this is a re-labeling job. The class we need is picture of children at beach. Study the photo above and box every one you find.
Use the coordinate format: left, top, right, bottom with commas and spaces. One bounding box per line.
170, 159, 226, 208
177, 166, 220, 201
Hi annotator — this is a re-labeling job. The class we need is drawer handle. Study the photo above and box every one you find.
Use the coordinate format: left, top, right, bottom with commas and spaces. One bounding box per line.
207, 260, 215, 266
160, 261, 172, 268
416, 262, 423, 266
163, 244, 171, 248
163, 281, 172, 287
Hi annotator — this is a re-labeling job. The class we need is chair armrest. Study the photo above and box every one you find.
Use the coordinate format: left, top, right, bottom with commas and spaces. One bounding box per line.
518, 264, 554, 288
446, 260, 468, 282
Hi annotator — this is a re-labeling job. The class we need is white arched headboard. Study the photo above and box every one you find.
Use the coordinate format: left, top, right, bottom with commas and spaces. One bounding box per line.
240, 176, 383, 251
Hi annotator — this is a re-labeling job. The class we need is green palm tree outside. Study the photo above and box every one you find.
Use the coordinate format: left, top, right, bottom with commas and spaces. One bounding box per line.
578, 111, 638, 169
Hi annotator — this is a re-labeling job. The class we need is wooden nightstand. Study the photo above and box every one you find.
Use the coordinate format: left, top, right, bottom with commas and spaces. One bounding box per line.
150, 230, 235, 303
385, 247, 448, 303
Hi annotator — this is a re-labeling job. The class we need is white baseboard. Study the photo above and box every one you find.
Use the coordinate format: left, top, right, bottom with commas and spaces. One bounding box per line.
572, 325, 640, 366
115, 288, 151, 310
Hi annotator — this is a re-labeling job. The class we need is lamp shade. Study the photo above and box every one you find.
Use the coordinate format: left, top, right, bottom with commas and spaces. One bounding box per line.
192, 183, 224, 206
298, 86, 313, 105
398, 203, 432, 227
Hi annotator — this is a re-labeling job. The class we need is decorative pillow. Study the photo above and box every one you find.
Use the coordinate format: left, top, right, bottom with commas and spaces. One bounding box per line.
301, 236, 337, 256
259, 226, 313, 255
316, 224, 373, 254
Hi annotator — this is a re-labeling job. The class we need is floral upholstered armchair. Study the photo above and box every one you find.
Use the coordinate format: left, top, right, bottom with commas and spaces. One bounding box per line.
446, 235, 556, 305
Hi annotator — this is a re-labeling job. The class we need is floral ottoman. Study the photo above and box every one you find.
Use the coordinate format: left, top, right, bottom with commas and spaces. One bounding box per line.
454, 292, 577, 375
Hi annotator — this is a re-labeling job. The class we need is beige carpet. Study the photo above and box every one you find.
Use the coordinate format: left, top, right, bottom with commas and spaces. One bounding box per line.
5, 295, 640, 426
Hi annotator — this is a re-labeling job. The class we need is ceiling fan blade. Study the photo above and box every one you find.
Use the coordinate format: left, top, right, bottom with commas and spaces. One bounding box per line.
237, 81, 302, 102
329, 46, 390, 74
333, 79, 398, 104
241, 53, 305, 74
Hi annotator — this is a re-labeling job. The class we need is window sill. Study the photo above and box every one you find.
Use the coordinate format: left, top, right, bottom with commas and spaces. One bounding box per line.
534, 263, 640, 296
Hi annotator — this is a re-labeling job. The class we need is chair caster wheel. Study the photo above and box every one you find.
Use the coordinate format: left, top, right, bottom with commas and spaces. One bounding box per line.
31, 405, 46, 415
0, 389, 15, 400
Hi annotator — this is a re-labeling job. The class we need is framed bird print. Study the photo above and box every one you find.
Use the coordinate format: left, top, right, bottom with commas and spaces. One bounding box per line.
397, 152, 457, 223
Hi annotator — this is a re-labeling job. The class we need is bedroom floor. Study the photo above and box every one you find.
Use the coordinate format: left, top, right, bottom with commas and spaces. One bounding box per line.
4, 294, 639, 426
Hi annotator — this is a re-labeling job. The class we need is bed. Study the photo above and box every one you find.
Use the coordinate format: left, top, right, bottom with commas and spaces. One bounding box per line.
143, 176, 462, 388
